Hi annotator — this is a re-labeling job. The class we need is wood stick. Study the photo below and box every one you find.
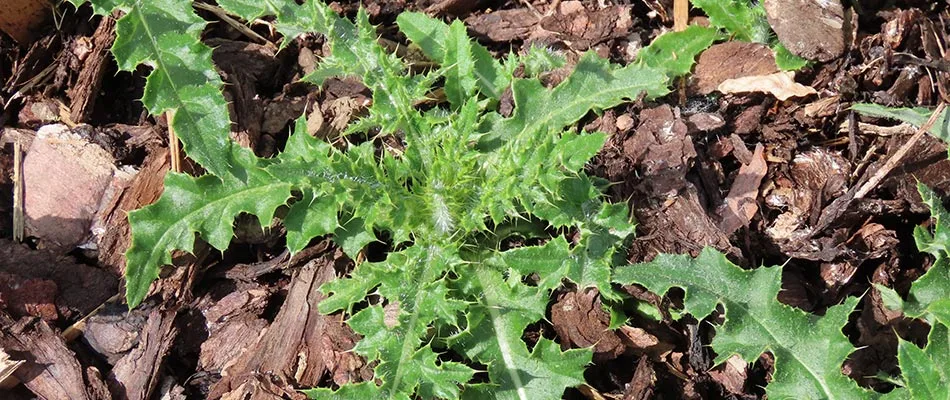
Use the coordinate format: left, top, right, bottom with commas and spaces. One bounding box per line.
13, 140, 23, 243
854, 101, 947, 200
167, 110, 182, 173
673, 0, 689, 32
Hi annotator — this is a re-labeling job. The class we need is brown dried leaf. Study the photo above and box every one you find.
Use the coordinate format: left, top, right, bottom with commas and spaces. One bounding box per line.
717, 72, 817, 101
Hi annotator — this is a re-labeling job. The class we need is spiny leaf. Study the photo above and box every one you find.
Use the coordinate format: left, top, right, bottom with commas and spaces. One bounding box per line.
483, 52, 668, 148
443, 20, 478, 108
501, 236, 573, 293
215, 0, 279, 20
521, 44, 566, 78
125, 171, 292, 307
901, 183, 950, 319
320, 247, 472, 398
450, 267, 591, 400
691, 0, 770, 43
461, 338, 591, 400
76, 0, 251, 179
396, 12, 511, 100
773, 42, 809, 71
284, 189, 337, 254
897, 322, 950, 399
614, 248, 872, 399
302, 382, 384, 399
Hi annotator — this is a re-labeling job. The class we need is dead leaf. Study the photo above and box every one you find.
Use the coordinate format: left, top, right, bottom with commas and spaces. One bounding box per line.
707, 354, 748, 394
718, 71, 817, 101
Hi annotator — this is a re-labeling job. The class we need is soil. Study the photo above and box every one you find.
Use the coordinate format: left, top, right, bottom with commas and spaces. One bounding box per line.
0, 0, 948, 399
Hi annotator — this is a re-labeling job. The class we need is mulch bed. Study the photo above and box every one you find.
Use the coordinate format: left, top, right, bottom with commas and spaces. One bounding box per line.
0, 0, 948, 398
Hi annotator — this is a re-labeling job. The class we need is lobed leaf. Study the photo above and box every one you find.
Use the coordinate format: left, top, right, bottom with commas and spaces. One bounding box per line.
450, 267, 591, 400
74, 0, 251, 179
890, 183, 950, 320
691, 0, 770, 43
773, 42, 809, 71
897, 322, 950, 399
125, 171, 292, 307
396, 12, 511, 100
614, 248, 872, 399
520, 44, 567, 78
442, 20, 478, 108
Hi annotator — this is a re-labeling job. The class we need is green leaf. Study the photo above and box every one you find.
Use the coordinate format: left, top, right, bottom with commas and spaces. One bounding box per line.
773, 42, 808, 71
442, 20, 477, 108
125, 171, 292, 307
613, 248, 872, 399
333, 217, 378, 259
637, 25, 720, 78
451, 267, 591, 400
915, 183, 950, 259
216, 0, 279, 20
461, 338, 591, 400
303, 382, 384, 399
501, 236, 573, 292
92, 0, 251, 178
691, 0, 769, 42
284, 189, 337, 254
852, 104, 950, 144
521, 44, 566, 78
902, 184, 950, 319
931, 299, 950, 327
484, 52, 668, 147
396, 12, 510, 100
321, 247, 473, 398
897, 322, 950, 400
875, 283, 905, 313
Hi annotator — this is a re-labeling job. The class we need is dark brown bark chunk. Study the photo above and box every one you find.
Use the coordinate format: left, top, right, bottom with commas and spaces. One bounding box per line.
764, 0, 847, 62
690, 41, 778, 95
0, 315, 109, 400
209, 254, 371, 399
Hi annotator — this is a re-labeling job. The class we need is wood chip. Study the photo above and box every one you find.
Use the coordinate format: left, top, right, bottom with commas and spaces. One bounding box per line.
23, 124, 117, 248
718, 144, 768, 235
0, 316, 109, 399
764, 0, 847, 62
690, 41, 778, 95
0, 0, 48, 44
107, 307, 178, 400
210, 255, 372, 398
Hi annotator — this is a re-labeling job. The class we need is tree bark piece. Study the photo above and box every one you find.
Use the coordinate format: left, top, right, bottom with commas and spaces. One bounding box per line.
106, 307, 178, 400
68, 15, 117, 123
209, 254, 372, 399
0, 315, 109, 400
0, 0, 50, 44
94, 146, 168, 275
